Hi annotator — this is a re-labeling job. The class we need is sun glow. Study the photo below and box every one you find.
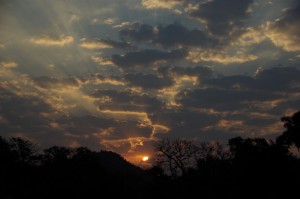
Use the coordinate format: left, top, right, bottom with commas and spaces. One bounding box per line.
142, 156, 149, 161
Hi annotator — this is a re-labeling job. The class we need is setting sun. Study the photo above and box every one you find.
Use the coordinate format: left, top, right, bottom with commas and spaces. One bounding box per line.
142, 156, 149, 161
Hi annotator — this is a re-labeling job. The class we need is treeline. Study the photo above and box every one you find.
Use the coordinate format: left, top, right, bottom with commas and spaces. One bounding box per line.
0, 111, 299, 199
0, 138, 149, 199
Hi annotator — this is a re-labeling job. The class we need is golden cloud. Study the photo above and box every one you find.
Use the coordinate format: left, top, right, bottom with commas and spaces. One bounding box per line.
266, 21, 300, 52
0, 61, 18, 69
232, 27, 266, 46
86, 76, 125, 86
104, 17, 117, 25
217, 119, 244, 129
80, 38, 113, 49
99, 109, 148, 120
187, 49, 257, 64
141, 0, 182, 9
30, 35, 74, 46
91, 55, 114, 65
203, 119, 244, 132
112, 22, 135, 29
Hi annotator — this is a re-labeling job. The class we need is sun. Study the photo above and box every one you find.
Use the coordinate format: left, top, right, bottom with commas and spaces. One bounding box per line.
142, 156, 149, 161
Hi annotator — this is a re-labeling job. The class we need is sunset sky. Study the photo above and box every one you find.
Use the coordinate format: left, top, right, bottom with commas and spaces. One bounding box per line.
0, 0, 300, 163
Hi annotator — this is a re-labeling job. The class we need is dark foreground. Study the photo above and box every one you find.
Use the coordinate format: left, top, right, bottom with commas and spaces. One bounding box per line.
0, 137, 299, 199
1, 111, 300, 199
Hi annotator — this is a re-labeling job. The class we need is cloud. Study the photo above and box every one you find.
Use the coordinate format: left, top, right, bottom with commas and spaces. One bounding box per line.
91, 55, 114, 66
266, 2, 300, 52
0, 61, 18, 69
83, 74, 125, 86
190, 0, 253, 36
0, 82, 157, 152
205, 67, 300, 92
113, 21, 136, 29
121, 23, 218, 48
205, 75, 254, 89
0, 86, 64, 146
57, 114, 155, 153
29, 35, 74, 46
231, 27, 267, 46
2, 0, 300, 160
69, 14, 81, 23
103, 17, 118, 25
80, 38, 132, 49
31, 76, 80, 89
177, 67, 300, 113
80, 38, 113, 49
124, 73, 174, 89
141, 0, 183, 9
111, 49, 188, 68
91, 89, 164, 113
178, 88, 281, 111
157, 66, 214, 78
187, 49, 257, 64
120, 23, 155, 42
155, 23, 218, 48
254, 67, 300, 91
149, 109, 221, 139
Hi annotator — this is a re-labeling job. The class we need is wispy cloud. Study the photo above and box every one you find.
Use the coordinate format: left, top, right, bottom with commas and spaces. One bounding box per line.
187, 49, 257, 64
30, 35, 74, 46
0, 61, 18, 69
141, 0, 182, 9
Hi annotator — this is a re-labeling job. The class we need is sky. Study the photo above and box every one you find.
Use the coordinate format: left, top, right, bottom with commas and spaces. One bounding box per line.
0, 0, 300, 163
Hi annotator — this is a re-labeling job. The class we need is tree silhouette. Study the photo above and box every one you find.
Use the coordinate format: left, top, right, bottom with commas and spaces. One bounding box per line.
154, 138, 196, 177
0, 136, 11, 163
194, 141, 229, 160
276, 111, 300, 149
43, 146, 71, 165
8, 137, 37, 165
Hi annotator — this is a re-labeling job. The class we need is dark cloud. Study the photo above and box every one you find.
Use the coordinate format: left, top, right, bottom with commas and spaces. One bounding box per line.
101, 38, 133, 49
205, 75, 254, 89
154, 23, 218, 48
0, 86, 64, 145
0, 84, 154, 150
206, 67, 300, 91
254, 67, 300, 91
158, 65, 214, 79
121, 23, 218, 48
120, 23, 155, 42
190, 0, 253, 36
57, 115, 114, 134
124, 73, 174, 89
177, 88, 281, 111
111, 49, 187, 68
149, 109, 222, 139
112, 120, 153, 138
91, 89, 164, 112
266, 1, 300, 51
245, 117, 278, 127
59, 115, 153, 139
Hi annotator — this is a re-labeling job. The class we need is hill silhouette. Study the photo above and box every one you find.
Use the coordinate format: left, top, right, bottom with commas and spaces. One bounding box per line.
95, 151, 144, 174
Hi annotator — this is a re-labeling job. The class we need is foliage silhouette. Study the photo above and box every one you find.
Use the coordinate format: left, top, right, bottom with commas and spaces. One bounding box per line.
277, 110, 300, 149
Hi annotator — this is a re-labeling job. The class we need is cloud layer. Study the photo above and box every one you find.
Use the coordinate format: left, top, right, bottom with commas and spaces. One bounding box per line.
0, 0, 300, 162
